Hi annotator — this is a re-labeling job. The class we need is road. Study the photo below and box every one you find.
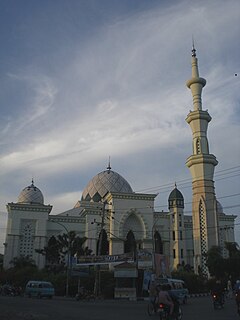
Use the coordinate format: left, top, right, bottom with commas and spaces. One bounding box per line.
0, 295, 239, 320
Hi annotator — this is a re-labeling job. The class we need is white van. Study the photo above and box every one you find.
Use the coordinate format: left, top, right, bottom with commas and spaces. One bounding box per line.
25, 281, 55, 299
157, 278, 189, 304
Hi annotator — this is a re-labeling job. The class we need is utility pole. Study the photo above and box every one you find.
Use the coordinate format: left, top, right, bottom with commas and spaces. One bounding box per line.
93, 201, 107, 297
52, 221, 70, 297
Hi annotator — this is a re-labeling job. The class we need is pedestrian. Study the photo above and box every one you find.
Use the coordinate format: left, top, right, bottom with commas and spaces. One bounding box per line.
227, 279, 232, 299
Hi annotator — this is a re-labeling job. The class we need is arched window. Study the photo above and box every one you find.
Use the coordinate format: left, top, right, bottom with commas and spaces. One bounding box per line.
154, 231, 163, 254
124, 230, 136, 254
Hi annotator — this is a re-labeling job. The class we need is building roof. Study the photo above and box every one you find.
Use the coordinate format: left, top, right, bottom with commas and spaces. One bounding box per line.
81, 167, 133, 202
17, 180, 44, 205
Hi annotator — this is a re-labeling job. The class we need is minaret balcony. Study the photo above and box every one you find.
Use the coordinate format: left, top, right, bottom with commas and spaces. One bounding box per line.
186, 154, 218, 168
186, 77, 206, 88
186, 110, 211, 124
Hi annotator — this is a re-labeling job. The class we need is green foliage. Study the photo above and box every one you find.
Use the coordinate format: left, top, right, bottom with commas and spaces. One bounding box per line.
205, 245, 226, 278
35, 231, 90, 269
99, 271, 115, 298
35, 236, 60, 264
10, 255, 37, 269
205, 242, 240, 281
171, 269, 207, 293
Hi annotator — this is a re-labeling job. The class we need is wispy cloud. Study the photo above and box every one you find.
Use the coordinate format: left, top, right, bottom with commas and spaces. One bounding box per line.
0, 0, 240, 247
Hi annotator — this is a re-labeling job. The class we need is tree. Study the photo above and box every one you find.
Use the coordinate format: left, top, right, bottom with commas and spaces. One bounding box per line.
205, 245, 226, 278
224, 242, 240, 280
10, 255, 36, 269
205, 242, 240, 281
36, 236, 61, 265
36, 231, 89, 269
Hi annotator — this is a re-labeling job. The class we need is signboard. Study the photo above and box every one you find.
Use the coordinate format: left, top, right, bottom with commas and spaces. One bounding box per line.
137, 249, 153, 269
76, 253, 133, 266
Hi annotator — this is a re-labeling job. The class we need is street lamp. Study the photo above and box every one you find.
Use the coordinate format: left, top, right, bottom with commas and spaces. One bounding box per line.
52, 221, 70, 297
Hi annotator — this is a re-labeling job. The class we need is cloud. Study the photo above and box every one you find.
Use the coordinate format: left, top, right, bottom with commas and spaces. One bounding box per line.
0, 0, 240, 249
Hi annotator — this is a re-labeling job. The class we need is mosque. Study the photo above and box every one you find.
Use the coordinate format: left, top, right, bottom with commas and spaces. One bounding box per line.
3, 48, 237, 276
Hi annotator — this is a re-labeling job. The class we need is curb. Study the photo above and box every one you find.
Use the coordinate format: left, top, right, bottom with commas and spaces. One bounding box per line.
189, 293, 210, 298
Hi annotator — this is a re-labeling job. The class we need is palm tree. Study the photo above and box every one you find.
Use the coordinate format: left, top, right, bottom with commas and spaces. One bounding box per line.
36, 231, 89, 268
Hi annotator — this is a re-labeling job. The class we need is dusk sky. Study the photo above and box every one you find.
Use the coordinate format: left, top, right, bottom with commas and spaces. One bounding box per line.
0, 0, 240, 253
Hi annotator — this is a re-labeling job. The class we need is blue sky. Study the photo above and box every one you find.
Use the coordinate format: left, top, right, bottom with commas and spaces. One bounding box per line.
0, 0, 240, 253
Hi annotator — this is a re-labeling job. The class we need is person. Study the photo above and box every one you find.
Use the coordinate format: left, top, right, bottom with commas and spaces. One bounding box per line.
157, 284, 174, 315
165, 284, 180, 316
148, 280, 158, 311
234, 280, 240, 293
227, 279, 232, 299
234, 280, 240, 315
211, 279, 224, 305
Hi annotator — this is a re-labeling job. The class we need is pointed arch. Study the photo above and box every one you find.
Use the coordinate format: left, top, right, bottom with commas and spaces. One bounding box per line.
124, 230, 136, 254
154, 231, 163, 254
121, 211, 144, 240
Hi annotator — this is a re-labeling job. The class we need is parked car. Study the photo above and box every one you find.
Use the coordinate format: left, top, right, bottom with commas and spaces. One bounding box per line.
25, 281, 55, 299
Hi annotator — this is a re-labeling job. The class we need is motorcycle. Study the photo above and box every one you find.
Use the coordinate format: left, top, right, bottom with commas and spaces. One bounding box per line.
236, 291, 240, 316
157, 303, 183, 320
75, 290, 95, 301
212, 292, 224, 309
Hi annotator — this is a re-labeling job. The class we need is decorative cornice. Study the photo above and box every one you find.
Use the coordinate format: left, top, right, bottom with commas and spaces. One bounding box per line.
7, 202, 52, 213
49, 216, 85, 224
107, 192, 157, 201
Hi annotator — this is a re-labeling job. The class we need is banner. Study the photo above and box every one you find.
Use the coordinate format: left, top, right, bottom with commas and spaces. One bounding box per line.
154, 254, 169, 277
76, 252, 133, 266
142, 270, 152, 291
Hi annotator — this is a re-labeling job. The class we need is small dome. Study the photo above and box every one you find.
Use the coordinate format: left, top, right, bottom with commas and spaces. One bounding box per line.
81, 167, 133, 202
18, 180, 44, 205
168, 184, 184, 209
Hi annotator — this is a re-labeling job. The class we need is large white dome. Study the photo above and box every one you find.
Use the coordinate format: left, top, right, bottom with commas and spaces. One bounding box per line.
81, 167, 133, 202
18, 180, 44, 205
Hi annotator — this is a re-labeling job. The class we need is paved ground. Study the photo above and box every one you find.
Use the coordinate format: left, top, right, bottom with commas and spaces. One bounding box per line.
0, 295, 239, 320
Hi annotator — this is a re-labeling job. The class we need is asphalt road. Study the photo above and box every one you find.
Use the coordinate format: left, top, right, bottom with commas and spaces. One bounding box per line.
0, 295, 239, 320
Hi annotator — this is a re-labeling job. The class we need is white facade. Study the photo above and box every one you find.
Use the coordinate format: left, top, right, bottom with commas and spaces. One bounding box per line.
3, 175, 236, 272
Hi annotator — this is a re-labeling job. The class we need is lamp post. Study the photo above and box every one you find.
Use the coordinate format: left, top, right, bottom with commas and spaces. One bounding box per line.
53, 221, 70, 297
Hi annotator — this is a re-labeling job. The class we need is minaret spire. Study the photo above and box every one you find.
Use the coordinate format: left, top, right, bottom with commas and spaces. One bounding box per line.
192, 36, 196, 57
107, 156, 111, 173
186, 44, 206, 111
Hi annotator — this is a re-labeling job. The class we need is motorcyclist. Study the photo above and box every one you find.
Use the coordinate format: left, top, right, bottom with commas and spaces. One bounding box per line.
165, 284, 180, 316
234, 280, 240, 315
157, 284, 174, 315
211, 279, 224, 305
148, 280, 158, 312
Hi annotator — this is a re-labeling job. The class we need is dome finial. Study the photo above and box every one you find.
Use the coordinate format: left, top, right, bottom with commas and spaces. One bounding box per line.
107, 156, 111, 172
174, 182, 177, 188
31, 177, 34, 186
192, 35, 196, 57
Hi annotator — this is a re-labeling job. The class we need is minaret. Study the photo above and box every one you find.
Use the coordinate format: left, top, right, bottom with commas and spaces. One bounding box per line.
186, 45, 219, 275
168, 184, 186, 270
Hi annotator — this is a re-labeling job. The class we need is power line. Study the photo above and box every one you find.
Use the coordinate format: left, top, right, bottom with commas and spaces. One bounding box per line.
135, 165, 240, 193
